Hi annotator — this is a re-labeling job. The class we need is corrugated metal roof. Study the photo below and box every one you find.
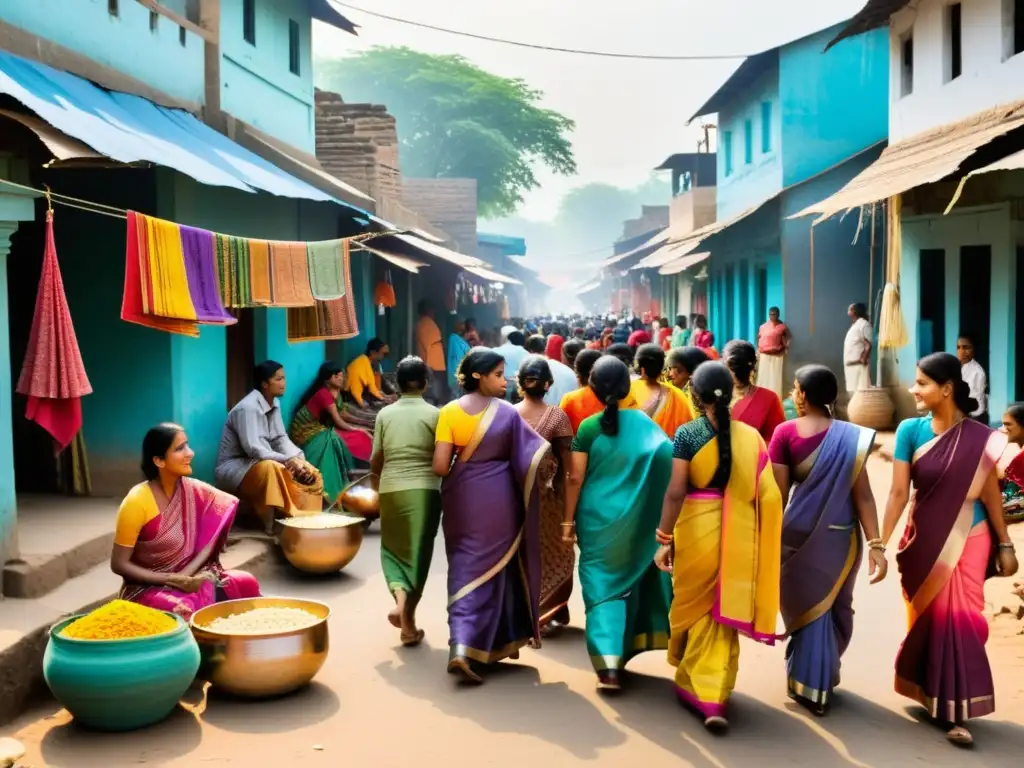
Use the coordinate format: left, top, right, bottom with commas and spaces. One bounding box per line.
658, 252, 710, 275
791, 101, 1024, 221
465, 266, 522, 285
309, 0, 359, 34
0, 49, 373, 215
825, 0, 909, 51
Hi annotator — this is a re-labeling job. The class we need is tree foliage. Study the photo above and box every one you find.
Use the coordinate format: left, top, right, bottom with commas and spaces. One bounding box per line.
317, 47, 576, 218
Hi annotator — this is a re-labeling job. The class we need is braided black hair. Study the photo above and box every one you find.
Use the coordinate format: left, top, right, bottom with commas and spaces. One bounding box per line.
723, 339, 757, 387
589, 356, 631, 437
635, 343, 665, 383
690, 361, 734, 488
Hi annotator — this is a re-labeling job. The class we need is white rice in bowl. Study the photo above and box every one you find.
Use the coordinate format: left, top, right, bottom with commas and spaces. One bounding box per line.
204, 607, 322, 635
280, 514, 363, 529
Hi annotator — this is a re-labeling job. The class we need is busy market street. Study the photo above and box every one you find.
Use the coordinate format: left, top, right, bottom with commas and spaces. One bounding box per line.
5, 455, 1023, 767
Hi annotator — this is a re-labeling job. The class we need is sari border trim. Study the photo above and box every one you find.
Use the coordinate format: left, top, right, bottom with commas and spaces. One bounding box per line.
851, 425, 876, 488
450, 639, 530, 665
794, 441, 823, 481
789, 678, 831, 707
458, 399, 500, 464
786, 529, 858, 635
523, 440, 551, 510
447, 527, 523, 606
591, 632, 670, 671
675, 685, 727, 718
895, 676, 995, 722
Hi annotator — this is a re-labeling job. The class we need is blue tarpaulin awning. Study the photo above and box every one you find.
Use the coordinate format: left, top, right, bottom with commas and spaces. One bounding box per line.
0, 49, 377, 217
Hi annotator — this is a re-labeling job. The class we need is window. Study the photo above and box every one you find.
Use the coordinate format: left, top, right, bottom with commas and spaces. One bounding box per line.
900, 32, 914, 96
108, 0, 119, 17
761, 101, 772, 153
288, 20, 301, 75
243, 0, 256, 45
179, 25, 187, 47
743, 120, 753, 164
149, 10, 158, 31
1004, 0, 1024, 58
946, 3, 962, 81
723, 131, 734, 177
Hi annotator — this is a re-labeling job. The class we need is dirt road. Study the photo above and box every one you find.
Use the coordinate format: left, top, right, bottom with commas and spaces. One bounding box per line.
5, 455, 1023, 767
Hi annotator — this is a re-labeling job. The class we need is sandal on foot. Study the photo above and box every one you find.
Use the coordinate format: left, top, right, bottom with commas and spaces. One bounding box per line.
946, 727, 973, 746
704, 716, 729, 733
447, 656, 483, 684
400, 629, 425, 647
596, 670, 622, 692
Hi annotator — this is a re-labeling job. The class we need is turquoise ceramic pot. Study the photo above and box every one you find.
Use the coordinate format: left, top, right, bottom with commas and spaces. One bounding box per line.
43, 613, 200, 732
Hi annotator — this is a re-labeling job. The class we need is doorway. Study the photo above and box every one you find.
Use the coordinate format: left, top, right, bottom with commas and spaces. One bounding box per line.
918, 249, 946, 356
959, 245, 991, 376
1016, 247, 1024, 400
225, 309, 255, 409
753, 264, 768, 332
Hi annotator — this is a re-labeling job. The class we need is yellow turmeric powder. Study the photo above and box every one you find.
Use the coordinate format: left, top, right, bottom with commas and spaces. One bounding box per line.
61, 599, 178, 640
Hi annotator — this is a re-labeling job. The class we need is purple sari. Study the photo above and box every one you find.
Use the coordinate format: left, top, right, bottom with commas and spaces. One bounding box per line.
441, 399, 549, 664
779, 421, 874, 709
119, 478, 261, 619
894, 419, 1005, 723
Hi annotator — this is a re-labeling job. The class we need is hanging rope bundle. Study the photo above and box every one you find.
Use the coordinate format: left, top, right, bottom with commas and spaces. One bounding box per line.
878, 195, 908, 350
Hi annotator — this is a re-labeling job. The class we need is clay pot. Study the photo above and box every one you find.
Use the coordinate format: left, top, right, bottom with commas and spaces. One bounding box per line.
847, 387, 895, 430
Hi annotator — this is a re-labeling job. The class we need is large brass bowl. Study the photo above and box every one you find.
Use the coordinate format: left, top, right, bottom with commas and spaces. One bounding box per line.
340, 473, 380, 519
190, 597, 330, 698
278, 514, 364, 574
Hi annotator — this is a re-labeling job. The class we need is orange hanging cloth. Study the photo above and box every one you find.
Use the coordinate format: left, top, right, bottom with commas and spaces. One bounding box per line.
17, 209, 93, 453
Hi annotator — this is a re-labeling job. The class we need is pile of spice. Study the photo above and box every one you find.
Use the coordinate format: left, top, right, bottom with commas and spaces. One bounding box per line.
203, 607, 321, 635
281, 514, 363, 529
61, 599, 178, 640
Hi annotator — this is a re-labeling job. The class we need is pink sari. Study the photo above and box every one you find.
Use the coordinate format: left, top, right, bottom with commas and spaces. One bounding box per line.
119, 479, 261, 619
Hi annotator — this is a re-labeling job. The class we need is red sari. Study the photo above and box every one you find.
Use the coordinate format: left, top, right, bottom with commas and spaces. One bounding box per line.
545, 335, 565, 362
733, 386, 786, 442
307, 387, 373, 461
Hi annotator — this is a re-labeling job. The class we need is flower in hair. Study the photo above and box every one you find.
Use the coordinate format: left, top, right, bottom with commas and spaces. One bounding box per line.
714, 388, 723, 397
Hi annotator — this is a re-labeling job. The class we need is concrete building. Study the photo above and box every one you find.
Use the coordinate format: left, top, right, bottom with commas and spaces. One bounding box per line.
664, 20, 889, 382
799, 0, 1024, 422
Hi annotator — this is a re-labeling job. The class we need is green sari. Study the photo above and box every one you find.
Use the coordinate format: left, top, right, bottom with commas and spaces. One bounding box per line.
572, 409, 674, 672
289, 401, 355, 505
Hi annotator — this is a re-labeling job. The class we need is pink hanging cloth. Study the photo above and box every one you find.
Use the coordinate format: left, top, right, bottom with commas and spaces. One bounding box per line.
16, 209, 93, 453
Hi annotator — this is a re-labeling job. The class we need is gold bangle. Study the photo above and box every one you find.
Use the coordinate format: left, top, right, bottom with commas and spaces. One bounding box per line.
560, 522, 575, 527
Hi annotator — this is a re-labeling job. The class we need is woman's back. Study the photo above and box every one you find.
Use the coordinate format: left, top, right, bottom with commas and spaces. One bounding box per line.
674, 416, 766, 495
376, 397, 440, 493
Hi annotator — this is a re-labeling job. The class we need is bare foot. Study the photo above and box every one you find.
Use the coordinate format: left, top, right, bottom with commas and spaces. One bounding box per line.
389, 589, 407, 629
400, 629, 425, 647
447, 656, 483, 684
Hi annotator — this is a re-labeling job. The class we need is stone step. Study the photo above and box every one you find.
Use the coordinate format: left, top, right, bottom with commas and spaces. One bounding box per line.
0, 538, 276, 727
2, 531, 113, 599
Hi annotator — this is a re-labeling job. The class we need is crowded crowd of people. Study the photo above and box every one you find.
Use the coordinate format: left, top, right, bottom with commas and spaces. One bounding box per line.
112, 304, 1021, 749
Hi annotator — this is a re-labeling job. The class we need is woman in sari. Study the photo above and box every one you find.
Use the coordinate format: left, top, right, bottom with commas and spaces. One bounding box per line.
769, 365, 886, 716
560, 350, 637, 434
692, 314, 715, 351
563, 357, 674, 691
630, 343, 694, 437
432, 348, 549, 683
998, 403, 1024, 523
112, 424, 261, 619
665, 347, 709, 402
724, 339, 785, 443
371, 356, 441, 647
291, 362, 371, 503
514, 356, 575, 635
655, 361, 783, 731
883, 352, 1018, 746
544, 333, 565, 363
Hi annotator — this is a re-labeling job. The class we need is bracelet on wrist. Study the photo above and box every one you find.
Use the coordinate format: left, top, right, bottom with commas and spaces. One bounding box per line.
655, 529, 673, 545
998, 541, 1016, 551
560, 522, 575, 528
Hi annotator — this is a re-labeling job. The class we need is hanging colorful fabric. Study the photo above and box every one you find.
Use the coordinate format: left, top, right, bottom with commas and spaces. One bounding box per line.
268, 242, 315, 307
179, 225, 235, 324
122, 212, 198, 336
248, 239, 272, 305
18, 209, 93, 452
306, 238, 346, 301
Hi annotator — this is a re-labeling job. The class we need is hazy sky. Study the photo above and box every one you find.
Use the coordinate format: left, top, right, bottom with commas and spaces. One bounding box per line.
314, 0, 866, 222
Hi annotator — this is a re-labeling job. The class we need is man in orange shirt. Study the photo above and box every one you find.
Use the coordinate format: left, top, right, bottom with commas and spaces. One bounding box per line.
415, 300, 448, 405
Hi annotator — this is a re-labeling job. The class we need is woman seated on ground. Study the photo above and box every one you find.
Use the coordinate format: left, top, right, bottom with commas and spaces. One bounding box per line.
291, 361, 373, 504
113, 424, 261, 620
344, 338, 398, 429
999, 402, 1024, 523
631, 343, 695, 438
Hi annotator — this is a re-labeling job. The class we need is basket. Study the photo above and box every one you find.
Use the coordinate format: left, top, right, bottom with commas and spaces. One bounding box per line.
847, 387, 895, 430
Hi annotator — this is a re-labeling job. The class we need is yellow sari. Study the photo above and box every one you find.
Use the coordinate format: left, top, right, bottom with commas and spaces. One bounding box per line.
668, 417, 783, 718
631, 379, 695, 438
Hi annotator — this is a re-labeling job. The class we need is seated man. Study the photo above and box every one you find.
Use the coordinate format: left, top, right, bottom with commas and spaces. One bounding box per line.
344, 338, 397, 426
216, 360, 322, 533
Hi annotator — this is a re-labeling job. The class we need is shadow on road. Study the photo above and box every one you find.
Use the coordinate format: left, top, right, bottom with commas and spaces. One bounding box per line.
899, 704, 1024, 760
197, 681, 340, 733
375, 645, 627, 759
40, 705, 202, 767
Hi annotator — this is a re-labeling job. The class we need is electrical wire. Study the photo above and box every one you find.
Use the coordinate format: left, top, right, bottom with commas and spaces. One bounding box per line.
328, 1, 749, 61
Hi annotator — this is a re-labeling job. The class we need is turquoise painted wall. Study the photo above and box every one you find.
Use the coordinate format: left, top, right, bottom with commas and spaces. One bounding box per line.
779, 27, 889, 187
220, 0, 316, 152
900, 206, 1014, 422
715, 62, 783, 220
0, 0, 205, 105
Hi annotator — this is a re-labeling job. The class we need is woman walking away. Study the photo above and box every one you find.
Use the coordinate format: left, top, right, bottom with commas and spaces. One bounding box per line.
882, 352, 1017, 746
515, 356, 575, 635
631, 343, 694, 437
564, 357, 674, 691
692, 315, 715, 352
656, 361, 783, 731
671, 315, 691, 349
291, 362, 370, 499
725, 340, 786, 443
371, 357, 442, 647
433, 348, 549, 683
769, 365, 886, 716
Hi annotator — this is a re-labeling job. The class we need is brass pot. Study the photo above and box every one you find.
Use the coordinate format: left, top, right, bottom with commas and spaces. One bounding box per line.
278, 515, 364, 574
340, 474, 380, 519
190, 597, 330, 698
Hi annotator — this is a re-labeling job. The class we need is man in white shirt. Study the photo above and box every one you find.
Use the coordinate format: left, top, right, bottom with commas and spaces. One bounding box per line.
843, 302, 873, 393
957, 334, 988, 423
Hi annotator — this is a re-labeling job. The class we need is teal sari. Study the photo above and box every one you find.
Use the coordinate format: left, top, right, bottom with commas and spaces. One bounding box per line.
574, 409, 674, 673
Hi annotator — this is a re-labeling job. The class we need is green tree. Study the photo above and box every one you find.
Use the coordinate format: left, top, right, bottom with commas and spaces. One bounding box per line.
317, 47, 576, 218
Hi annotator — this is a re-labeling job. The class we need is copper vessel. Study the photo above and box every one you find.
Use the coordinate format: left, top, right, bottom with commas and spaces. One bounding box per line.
339, 473, 380, 519
190, 597, 330, 698
278, 515, 364, 573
